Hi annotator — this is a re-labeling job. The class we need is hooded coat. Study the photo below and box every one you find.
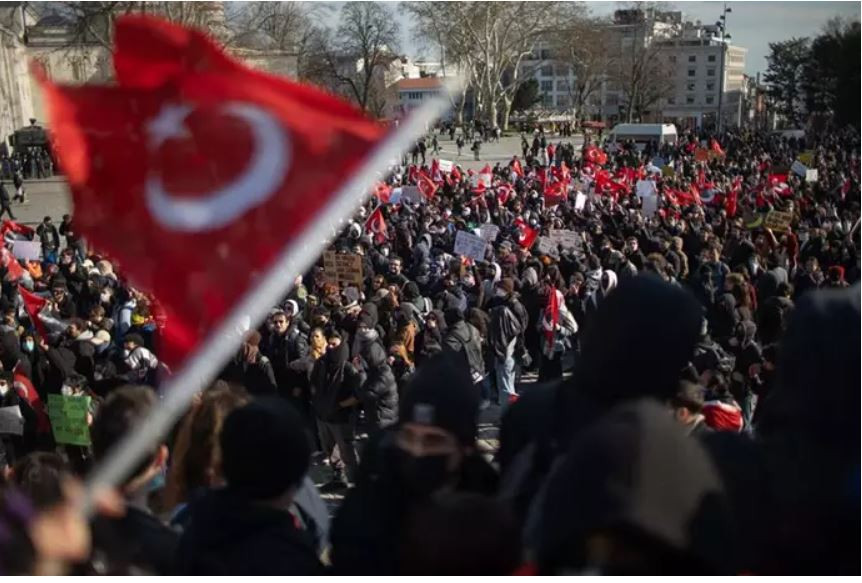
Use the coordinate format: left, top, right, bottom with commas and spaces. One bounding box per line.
175, 488, 322, 575
311, 342, 360, 424
356, 341, 398, 428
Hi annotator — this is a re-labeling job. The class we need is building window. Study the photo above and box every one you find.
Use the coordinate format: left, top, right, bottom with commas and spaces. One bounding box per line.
688, 55, 696, 63
668, 55, 677, 63
706, 96, 715, 104
708, 54, 716, 62
686, 82, 695, 91
688, 68, 696, 77
707, 68, 716, 77
557, 95, 570, 107
706, 81, 716, 92
539, 49, 552, 60
554, 64, 569, 77
540, 80, 553, 92
542, 94, 554, 106
686, 95, 695, 104
540, 65, 553, 77
556, 80, 569, 92
667, 96, 676, 105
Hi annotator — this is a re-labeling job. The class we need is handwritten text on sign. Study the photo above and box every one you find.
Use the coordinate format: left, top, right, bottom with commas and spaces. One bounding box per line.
323, 252, 364, 287
47, 393, 91, 446
454, 230, 488, 261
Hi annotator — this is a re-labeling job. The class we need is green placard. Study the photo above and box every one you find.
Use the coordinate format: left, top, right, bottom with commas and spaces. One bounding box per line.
47, 394, 92, 446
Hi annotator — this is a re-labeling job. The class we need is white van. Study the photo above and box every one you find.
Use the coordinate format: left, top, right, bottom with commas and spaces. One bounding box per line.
608, 123, 678, 150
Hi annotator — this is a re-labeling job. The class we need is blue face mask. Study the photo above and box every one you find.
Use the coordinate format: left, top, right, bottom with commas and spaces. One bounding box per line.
22, 340, 34, 353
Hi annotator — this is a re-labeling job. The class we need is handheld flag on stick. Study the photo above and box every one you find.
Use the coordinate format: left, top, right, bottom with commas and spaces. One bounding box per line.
40, 15, 460, 515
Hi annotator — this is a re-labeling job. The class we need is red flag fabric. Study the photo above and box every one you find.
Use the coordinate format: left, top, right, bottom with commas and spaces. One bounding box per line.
18, 285, 49, 338
1, 248, 24, 282
710, 138, 725, 157
417, 172, 438, 199
1, 220, 35, 239
13, 362, 50, 434
41, 16, 386, 368
497, 184, 513, 206
373, 182, 391, 204
511, 159, 524, 177
513, 218, 537, 249
450, 165, 462, 183
478, 164, 492, 188
365, 206, 387, 244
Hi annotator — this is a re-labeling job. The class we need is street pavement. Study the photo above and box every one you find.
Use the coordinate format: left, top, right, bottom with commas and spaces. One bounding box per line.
426, 133, 584, 172
5, 177, 72, 226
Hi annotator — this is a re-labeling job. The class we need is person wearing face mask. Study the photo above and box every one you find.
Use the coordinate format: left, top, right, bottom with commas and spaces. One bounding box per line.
88, 386, 179, 575
119, 333, 160, 387
0, 372, 39, 470
329, 352, 497, 575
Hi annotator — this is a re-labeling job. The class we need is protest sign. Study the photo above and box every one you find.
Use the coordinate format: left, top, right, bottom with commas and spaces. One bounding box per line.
400, 185, 422, 204
478, 224, 500, 242
764, 210, 793, 233
662, 165, 675, 177
641, 194, 658, 218
549, 229, 581, 251
0, 405, 24, 436
636, 179, 657, 199
12, 240, 41, 261
791, 160, 807, 177
575, 192, 587, 211
798, 150, 814, 166
323, 251, 364, 287
536, 236, 557, 257
651, 156, 666, 168
805, 168, 818, 182
47, 393, 91, 446
438, 159, 453, 173
454, 230, 487, 261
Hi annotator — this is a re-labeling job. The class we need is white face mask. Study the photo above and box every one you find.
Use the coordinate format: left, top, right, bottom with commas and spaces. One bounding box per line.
61, 384, 73, 396
0, 383, 9, 396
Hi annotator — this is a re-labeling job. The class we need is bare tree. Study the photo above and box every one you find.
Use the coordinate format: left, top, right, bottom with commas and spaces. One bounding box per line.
305, 2, 400, 116
608, 37, 674, 122
405, 1, 562, 130
546, 10, 613, 124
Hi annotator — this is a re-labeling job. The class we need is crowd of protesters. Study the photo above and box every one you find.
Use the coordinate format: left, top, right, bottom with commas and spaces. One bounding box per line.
0, 122, 858, 575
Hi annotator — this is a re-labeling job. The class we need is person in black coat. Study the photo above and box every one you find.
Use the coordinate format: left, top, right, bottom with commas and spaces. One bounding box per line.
220, 331, 277, 396
0, 180, 15, 219
262, 309, 309, 397
330, 353, 498, 575
355, 336, 398, 430
311, 338, 361, 485
176, 398, 322, 575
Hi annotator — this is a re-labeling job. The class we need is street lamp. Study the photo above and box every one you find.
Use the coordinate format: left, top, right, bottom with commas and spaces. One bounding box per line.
716, 3, 732, 132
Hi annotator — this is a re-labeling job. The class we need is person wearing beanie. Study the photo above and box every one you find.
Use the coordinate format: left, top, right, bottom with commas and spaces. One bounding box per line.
176, 398, 322, 575
330, 352, 498, 575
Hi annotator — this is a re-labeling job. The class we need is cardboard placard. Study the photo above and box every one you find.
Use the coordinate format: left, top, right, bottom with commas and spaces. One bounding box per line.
12, 240, 41, 261
791, 160, 807, 177
323, 251, 364, 287
0, 405, 24, 435
798, 151, 814, 166
454, 230, 487, 261
763, 210, 793, 233
478, 224, 500, 242
438, 159, 453, 173
47, 394, 91, 446
805, 168, 818, 182
662, 165, 675, 177
549, 229, 581, 251
536, 236, 557, 256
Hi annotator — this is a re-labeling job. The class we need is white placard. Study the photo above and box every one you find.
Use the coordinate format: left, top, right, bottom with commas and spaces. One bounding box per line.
641, 194, 658, 218
401, 185, 422, 203
549, 229, 581, 251
536, 236, 557, 256
636, 179, 657, 199
575, 192, 587, 211
12, 240, 41, 261
438, 159, 453, 173
454, 230, 488, 261
805, 168, 818, 182
0, 405, 24, 435
479, 224, 500, 242
388, 187, 403, 204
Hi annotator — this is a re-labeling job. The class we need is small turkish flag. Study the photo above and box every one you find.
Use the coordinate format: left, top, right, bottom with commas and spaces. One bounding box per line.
18, 285, 48, 338
2, 248, 24, 282
373, 182, 392, 204
514, 217, 537, 249
1, 220, 35, 240
511, 158, 524, 177
365, 206, 387, 244
41, 16, 386, 368
13, 361, 50, 434
417, 171, 438, 199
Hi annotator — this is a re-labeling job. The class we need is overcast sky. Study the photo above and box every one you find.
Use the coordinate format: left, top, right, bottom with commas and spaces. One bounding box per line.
394, 1, 860, 76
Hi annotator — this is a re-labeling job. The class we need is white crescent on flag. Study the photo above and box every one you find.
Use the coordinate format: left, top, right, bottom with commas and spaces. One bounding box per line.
145, 102, 291, 232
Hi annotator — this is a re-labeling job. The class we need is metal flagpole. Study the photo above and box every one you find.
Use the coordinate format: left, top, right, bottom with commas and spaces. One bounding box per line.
81, 79, 461, 515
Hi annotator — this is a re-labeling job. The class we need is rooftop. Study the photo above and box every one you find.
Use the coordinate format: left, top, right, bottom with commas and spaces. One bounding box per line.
395, 77, 443, 91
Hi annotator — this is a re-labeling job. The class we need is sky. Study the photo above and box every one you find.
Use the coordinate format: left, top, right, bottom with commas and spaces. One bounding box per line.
391, 1, 861, 77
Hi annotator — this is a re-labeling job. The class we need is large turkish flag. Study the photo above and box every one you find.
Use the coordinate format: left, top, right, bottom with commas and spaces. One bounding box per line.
41, 16, 386, 367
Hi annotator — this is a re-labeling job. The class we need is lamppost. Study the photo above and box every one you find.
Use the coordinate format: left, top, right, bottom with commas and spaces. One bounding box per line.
715, 4, 732, 132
